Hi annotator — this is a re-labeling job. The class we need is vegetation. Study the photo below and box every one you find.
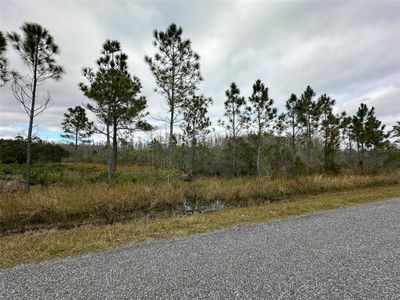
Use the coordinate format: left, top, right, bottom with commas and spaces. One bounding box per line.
351, 103, 386, 174
0, 163, 399, 234
145, 23, 202, 169
80, 40, 151, 180
2, 184, 400, 269
1, 21, 398, 184
181, 95, 213, 173
247, 79, 277, 176
219, 82, 248, 177
0, 138, 69, 164
6, 23, 64, 191
61, 106, 94, 150
392, 122, 400, 147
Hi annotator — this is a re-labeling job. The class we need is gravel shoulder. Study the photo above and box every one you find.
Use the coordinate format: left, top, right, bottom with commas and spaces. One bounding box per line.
1, 198, 400, 299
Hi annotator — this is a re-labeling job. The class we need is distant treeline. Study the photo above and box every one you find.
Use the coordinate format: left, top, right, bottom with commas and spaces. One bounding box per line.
0, 138, 69, 164
58, 130, 400, 177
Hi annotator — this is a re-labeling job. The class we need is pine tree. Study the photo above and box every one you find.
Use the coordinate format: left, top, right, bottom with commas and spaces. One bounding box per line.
145, 23, 202, 169
80, 40, 150, 179
181, 95, 212, 173
340, 114, 354, 167
297, 85, 320, 171
61, 106, 94, 150
318, 94, 339, 171
247, 79, 277, 176
219, 82, 248, 177
7, 23, 64, 191
351, 103, 386, 174
322, 111, 344, 173
281, 93, 300, 160
365, 111, 386, 149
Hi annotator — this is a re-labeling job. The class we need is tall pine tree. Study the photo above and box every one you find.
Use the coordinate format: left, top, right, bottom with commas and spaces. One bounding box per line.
280, 93, 300, 161
181, 95, 213, 174
297, 85, 320, 171
7, 23, 64, 191
145, 23, 202, 169
219, 82, 248, 177
247, 79, 277, 176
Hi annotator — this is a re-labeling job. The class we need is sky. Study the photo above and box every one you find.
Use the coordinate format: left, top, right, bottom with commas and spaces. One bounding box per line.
0, 0, 399, 143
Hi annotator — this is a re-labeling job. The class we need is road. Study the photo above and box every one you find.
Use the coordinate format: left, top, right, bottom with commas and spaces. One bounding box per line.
1, 198, 400, 299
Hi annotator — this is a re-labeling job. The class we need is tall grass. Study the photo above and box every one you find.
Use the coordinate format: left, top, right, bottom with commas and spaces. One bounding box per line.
1, 171, 399, 233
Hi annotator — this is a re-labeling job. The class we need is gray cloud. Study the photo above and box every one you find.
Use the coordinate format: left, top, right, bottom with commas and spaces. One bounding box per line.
0, 0, 399, 141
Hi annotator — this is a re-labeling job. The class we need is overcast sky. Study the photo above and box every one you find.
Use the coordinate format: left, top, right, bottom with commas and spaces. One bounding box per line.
1, 0, 399, 142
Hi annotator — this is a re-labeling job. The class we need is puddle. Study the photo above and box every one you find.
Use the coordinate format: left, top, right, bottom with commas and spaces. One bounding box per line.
183, 199, 227, 215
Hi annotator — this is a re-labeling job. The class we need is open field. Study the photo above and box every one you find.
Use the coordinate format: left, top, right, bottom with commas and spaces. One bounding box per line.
1, 184, 400, 269
1, 163, 400, 233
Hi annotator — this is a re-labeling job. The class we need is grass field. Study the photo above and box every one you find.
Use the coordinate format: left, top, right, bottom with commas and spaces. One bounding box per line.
1, 184, 400, 269
1, 163, 399, 233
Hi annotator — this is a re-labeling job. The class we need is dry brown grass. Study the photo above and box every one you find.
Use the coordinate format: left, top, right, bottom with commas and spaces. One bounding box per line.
1, 184, 400, 269
1, 171, 399, 232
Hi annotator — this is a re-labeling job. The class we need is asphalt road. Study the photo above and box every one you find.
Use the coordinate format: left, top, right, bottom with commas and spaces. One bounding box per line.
1, 198, 400, 299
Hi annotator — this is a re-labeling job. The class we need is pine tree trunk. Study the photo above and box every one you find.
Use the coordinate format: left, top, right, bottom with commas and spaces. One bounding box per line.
24, 53, 38, 192
348, 136, 352, 167
356, 142, 360, 166
111, 119, 118, 174
306, 111, 312, 173
256, 127, 262, 177
256, 144, 261, 177
291, 116, 296, 158
168, 108, 174, 170
106, 122, 112, 181
360, 143, 364, 175
232, 140, 236, 177
232, 106, 236, 177
24, 110, 34, 192
324, 125, 329, 171
168, 46, 176, 172
191, 133, 196, 174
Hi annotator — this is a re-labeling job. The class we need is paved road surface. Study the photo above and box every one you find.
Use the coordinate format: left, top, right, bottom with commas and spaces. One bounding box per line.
1, 198, 400, 299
